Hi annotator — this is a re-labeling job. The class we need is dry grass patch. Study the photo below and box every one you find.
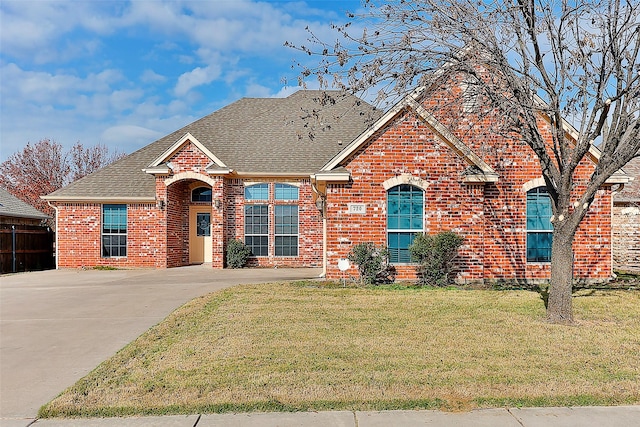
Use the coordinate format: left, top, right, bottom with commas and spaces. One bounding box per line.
40, 284, 640, 417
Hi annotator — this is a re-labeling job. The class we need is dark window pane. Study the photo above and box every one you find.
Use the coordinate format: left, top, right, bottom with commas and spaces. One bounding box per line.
192, 187, 212, 202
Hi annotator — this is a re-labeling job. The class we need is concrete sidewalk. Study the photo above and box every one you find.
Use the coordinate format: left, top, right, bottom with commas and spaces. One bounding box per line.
3, 406, 640, 427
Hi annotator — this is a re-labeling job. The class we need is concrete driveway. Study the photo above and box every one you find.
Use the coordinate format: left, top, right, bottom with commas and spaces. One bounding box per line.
0, 266, 321, 422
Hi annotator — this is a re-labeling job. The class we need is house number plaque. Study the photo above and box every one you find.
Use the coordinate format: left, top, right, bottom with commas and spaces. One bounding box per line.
348, 203, 367, 214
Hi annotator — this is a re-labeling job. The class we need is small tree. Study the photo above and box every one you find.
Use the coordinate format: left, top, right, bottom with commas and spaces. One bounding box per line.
409, 231, 464, 287
348, 242, 391, 285
0, 139, 124, 227
226, 239, 252, 268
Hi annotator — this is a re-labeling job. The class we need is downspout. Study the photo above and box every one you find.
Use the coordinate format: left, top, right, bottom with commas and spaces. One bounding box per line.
47, 201, 59, 270
311, 177, 327, 278
610, 184, 625, 278
11, 225, 16, 273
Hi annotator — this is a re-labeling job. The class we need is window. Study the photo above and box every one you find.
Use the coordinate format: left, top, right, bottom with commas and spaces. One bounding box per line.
527, 187, 553, 262
245, 205, 269, 256
275, 183, 299, 200
102, 204, 127, 257
244, 183, 300, 257
196, 213, 211, 236
275, 205, 298, 256
192, 187, 212, 202
245, 183, 268, 200
387, 184, 423, 263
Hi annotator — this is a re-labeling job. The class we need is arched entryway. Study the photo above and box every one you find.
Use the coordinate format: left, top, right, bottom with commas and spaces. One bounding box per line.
164, 173, 219, 267
189, 186, 213, 264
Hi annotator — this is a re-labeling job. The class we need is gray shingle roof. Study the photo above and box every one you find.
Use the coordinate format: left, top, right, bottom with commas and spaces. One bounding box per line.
46, 90, 380, 201
0, 188, 49, 220
615, 157, 640, 203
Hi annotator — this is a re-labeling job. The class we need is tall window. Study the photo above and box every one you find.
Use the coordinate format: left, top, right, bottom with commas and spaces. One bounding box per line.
275, 205, 298, 256
192, 187, 212, 202
275, 184, 299, 256
527, 187, 553, 262
387, 184, 423, 263
102, 204, 127, 257
244, 205, 269, 256
244, 184, 269, 256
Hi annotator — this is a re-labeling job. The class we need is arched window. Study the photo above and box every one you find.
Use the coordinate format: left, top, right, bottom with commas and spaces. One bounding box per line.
275, 183, 299, 200
244, 183, 268, 200
387, 184, 424, 263
526, 187, 553, 262
192, 186, 212, 202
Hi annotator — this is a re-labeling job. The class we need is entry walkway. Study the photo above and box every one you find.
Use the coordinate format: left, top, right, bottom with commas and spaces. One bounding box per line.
0, 266, 321, 421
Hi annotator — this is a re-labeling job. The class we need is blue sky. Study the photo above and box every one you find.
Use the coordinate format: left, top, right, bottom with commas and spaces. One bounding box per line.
0, 0, 364, 161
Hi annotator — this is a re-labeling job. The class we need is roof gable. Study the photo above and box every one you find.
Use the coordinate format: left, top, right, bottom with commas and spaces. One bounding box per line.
322, 87, 498, 183
147, 132, 227, 169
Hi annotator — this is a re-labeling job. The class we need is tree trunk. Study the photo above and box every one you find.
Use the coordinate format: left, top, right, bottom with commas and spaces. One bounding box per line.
546, 226, 575, 324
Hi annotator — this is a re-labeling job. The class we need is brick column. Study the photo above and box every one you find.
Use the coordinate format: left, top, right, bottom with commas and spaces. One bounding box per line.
211, 176, 225, 268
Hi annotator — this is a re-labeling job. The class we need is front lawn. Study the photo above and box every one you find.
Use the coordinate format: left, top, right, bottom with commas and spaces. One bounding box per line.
40, 283, 640, 417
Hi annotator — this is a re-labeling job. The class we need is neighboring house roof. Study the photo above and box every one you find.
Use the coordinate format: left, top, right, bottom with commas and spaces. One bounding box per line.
44, 91, 381, 201
0, 188, 49, 220
615, 157, 640, 203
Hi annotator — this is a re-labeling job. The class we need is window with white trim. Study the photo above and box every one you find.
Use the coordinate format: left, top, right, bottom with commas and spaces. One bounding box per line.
275, 205, 298, 256
387, 184, 424, 263
526, 187, 553, 263
102, 204, 127, 257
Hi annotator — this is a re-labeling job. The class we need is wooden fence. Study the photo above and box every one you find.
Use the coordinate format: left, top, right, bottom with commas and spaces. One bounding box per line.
0, 225, 55, 274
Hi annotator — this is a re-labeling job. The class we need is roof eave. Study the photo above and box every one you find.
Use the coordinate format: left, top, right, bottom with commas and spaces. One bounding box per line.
41, 196, 156, 203
311, 172, 352, 182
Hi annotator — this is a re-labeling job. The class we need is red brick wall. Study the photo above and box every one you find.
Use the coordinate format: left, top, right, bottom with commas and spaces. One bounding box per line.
324, 92, 612, 283
227, 179, 323, 268
56, 203, 165, 268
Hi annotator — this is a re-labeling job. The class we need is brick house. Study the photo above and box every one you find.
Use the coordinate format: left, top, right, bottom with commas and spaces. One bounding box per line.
613, 157, 639, 274
43, 85, 629, 283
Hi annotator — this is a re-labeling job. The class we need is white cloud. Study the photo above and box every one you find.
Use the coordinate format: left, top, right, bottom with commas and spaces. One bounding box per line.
141, 69, 167, 84
100, 125, 163, 153
174, 64, 222, 96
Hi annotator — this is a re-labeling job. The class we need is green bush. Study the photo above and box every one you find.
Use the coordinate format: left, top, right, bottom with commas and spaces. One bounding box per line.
409, 231, 464, 286
348, 242, 394, 285
226, 239, 252, 268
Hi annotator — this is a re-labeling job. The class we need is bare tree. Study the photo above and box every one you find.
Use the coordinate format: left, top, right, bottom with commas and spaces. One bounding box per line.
69, 141, 124, 182
290, 0, 640, 323
0, 139, 124, 227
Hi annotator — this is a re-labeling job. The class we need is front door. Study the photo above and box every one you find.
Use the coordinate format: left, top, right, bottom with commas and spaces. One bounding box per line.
189, 207, 212, 264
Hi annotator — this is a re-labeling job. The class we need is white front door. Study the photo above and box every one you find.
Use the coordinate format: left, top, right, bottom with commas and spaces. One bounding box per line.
189, 207, 212, 264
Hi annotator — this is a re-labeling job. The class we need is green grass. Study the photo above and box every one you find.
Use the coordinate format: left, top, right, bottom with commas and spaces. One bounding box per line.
39, 284, 640, 417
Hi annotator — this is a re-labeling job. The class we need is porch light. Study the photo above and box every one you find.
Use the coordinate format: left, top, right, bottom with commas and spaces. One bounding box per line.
156, 200, 166, 210
315, 196, 326, 216
214, 199, 221, 209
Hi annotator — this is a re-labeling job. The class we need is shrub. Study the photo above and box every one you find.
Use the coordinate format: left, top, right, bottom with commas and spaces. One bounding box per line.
348, 242, 394, 285
226, 239, 252, 268
409, 231, 464, 286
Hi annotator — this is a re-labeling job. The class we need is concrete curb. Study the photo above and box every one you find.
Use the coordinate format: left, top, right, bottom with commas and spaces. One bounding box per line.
3, 406, 639, 427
